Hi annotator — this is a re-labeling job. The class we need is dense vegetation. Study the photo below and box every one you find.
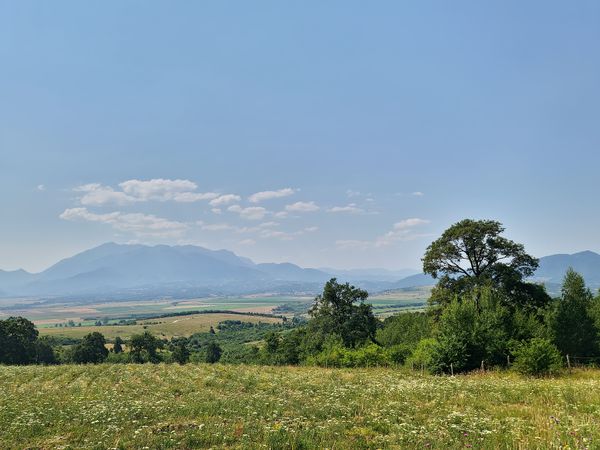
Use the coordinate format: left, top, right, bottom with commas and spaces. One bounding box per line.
3, 219, 600, 377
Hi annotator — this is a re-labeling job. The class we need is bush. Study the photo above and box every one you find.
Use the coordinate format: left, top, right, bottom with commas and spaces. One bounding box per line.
512, 338, 563, 377
406, 338, 437, 371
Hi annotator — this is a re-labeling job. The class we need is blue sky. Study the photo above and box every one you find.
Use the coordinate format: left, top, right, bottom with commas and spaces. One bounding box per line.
1, 1, 600, 272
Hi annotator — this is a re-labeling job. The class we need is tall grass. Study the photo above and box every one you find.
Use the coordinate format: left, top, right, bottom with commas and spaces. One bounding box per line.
1, 364, 599, 449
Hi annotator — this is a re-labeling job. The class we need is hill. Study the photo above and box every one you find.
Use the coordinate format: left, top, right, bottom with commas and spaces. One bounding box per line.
1, 364, 599, 449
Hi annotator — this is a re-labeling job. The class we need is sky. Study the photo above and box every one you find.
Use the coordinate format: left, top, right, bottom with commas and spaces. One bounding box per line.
1, 1, 600, 273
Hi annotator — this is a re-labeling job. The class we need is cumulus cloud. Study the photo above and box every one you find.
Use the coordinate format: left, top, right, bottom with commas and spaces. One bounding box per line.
327, 203, 364, 214
73, 179, 219, 205
248, 188, 296, 203
335, 218, 430, 250
412, 191, 425, 197
37, 184, 46, 191
59, 207, 188, 237
209, 194, 242, 206
285, 201, 319, 212
375, 218, 431, 247
227, 205, 268, 220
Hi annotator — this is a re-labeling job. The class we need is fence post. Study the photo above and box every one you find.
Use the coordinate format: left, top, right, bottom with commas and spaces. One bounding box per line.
507, 355, 510, 366
421, 363, 424, 375
481, 360, 485, 372
450, 363, 454, 376
567, 354, 571, 372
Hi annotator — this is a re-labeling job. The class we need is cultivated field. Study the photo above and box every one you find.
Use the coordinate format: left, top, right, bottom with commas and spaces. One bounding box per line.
0, 364, 599, 449
38, 312, 282, 340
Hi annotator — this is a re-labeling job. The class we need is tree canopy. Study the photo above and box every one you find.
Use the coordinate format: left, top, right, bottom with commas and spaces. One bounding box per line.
422, 219, 549, 310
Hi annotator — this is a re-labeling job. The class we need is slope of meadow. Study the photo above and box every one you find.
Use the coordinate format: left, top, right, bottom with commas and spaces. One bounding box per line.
1, 364, 599, 449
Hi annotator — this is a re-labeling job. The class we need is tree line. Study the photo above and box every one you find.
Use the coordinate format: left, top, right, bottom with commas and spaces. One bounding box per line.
3, 219, 600, 376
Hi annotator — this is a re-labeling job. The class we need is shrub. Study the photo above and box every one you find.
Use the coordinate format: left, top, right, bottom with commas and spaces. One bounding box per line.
512, 338, 563, 377
406, 338, 437, 371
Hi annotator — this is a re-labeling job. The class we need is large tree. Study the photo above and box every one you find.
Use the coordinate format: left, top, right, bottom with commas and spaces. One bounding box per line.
72, 332, 108, 364
308, 278, 377, 348
423, 219, 549, 310
0, 317, 39, 365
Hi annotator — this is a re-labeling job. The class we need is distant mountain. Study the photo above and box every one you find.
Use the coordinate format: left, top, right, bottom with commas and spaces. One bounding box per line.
535, 251, 600, 288
319, 267, 420, 282
0, 243, 331, 298
2, 245, 599, 300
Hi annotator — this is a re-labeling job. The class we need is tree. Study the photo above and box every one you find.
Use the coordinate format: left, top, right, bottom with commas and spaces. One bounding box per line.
423, 219, 548, 310
0, 317, 39, 365
551, 269, 598, 357
113, 336, 124, 354
205, 342, 222, 363
512, 338, 563, 377
129, 331, 162, 363
34, 337, 57, 365
172, 339, 190, 364
308, 278, 377, 348
72, 332, 108, 364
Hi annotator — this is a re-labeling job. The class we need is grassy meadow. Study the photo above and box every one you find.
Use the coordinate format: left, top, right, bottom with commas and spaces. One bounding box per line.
1, 364, 599, 449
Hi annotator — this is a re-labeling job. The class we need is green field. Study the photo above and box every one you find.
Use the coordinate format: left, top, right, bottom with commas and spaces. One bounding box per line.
1, 364, 599, 449
38, 312, 283, 340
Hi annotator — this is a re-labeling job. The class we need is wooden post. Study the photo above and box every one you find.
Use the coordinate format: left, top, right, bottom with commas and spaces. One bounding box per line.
507, 355, 510, 366
481, 360, 485, 372
421, 363, 424, 375
567, 354, 571, 372
450, 363, 454, 376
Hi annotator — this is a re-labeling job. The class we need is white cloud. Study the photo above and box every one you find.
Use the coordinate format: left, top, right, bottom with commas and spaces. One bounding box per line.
285, 201, 319, 212
238, 239, 256, 246
209, 194, 241, 206
274, 211, 289, 219
248, 188, 296, 203
375, 218, 431, 247
199, 223, 236, 231
59, 207, 188, 237
412, 191, 425, 197
227, 205, 268, 220
73, 179, 219, 205
328, 203, 364, 214
211, 208, 222, 215
77, 184, 136, 206
37, 184, 46, 191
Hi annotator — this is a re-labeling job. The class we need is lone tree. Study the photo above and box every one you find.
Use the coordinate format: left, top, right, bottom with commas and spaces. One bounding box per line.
205, 342, 222, 364
308, 278, 377, 348
423, 219, 549, 310
172, 339, 190, 365
72, 332, 108, 364
113, 336, 124, 354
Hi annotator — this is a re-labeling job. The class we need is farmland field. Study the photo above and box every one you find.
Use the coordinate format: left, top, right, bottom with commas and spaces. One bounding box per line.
38, 312, 283, 340
1, 364, 599, 449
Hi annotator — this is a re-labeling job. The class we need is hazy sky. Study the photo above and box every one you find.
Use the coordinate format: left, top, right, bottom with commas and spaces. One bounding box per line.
1, 1, 600, 272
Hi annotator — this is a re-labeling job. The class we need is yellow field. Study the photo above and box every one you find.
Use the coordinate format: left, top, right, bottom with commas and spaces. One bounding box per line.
38, 313, 282, 340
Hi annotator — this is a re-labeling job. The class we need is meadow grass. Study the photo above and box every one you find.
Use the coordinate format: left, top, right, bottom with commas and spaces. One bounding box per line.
1, 365, 599, 449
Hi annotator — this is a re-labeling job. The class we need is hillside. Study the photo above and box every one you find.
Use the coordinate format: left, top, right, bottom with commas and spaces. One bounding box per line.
1, 364, 599, 449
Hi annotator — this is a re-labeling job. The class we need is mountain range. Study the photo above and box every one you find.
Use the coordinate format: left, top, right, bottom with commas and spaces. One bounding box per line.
1, 243, 599, 299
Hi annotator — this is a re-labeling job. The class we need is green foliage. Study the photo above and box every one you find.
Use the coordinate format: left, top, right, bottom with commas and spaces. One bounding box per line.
171, 339, 190, 365
34, 336, 57, 365
308, 278, 376, 348
405, 338, 437, 370
113, 336, 124, 354
512, 338, 563, 376
550, 269, 598, 357
429, 290, 512, 374
423, 219, 548, 311
376, 312, 432, 348
129, 331, 163, 363
205, 342, 222, 364
72, 332, 108, 364
0, 316, 39, 365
